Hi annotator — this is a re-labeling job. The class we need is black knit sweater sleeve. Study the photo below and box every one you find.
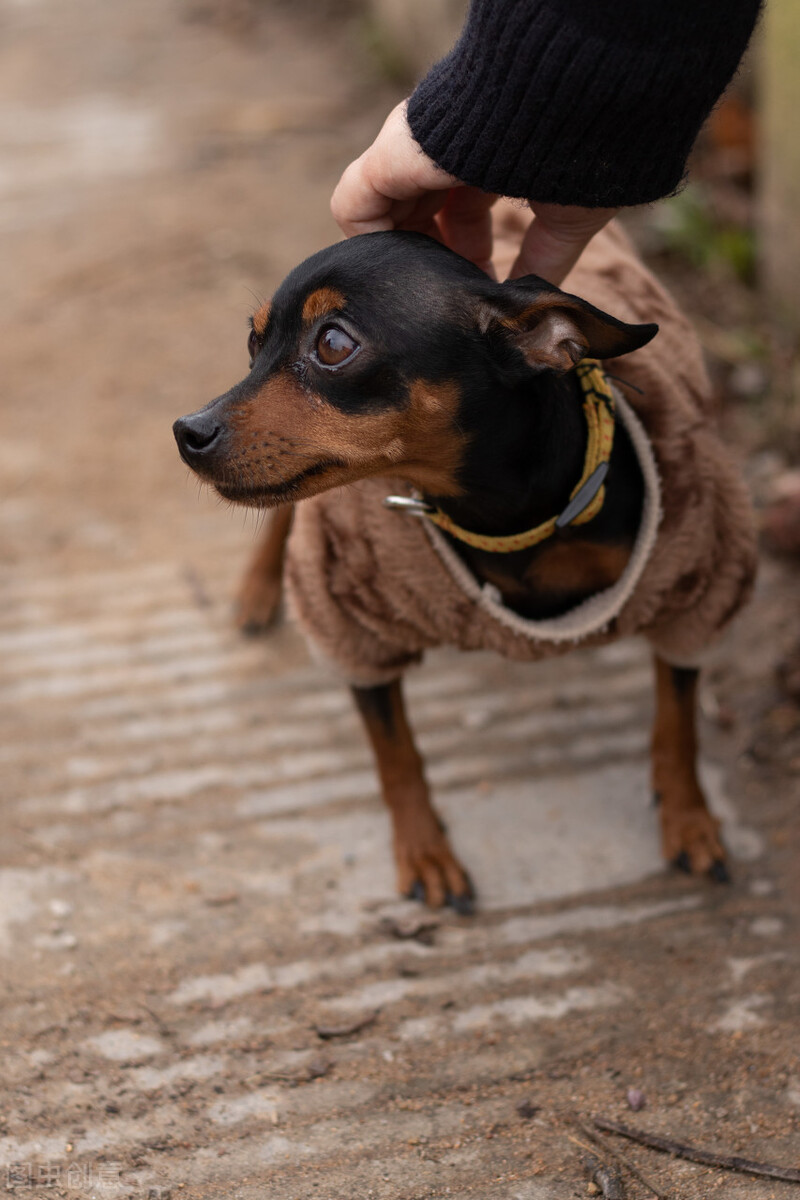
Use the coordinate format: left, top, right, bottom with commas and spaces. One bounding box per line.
406, 0, 762, 207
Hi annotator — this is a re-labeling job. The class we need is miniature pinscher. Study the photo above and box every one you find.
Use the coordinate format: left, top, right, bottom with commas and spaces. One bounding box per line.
174, 230, 732, 911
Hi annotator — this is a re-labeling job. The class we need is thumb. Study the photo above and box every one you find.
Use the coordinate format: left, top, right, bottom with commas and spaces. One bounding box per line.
510, 203, 619, 286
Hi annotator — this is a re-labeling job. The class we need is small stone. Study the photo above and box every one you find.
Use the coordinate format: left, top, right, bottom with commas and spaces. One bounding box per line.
515, 1100, 540, 1120
305, 1056, 331, 1080
34, 931, 78, 951
626, 1087, 646, 1111
314, 1011, 378, 1039
380, 913, 438, 943
750, 916, 784, 937
204, 892, 239, 906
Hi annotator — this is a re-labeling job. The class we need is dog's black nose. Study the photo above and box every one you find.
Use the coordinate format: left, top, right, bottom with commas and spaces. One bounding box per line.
173, 411, 223, 465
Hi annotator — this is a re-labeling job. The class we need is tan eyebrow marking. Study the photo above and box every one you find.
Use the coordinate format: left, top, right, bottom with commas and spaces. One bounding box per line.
252, 302, 271, 337
302, 287, 346, 324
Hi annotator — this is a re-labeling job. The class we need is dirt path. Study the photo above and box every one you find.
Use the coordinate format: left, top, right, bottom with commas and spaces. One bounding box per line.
1, 1, 799, 1197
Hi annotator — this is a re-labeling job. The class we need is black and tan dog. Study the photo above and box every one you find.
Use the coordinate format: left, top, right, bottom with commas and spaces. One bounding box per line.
174, 225, 756, 911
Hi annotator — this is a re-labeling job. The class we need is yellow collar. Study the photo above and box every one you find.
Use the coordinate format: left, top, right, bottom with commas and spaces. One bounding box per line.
385, 360, 616, 554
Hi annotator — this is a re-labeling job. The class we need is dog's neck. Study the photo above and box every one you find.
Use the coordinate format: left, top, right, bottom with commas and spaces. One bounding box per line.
424, 370, 591, 535
418, 368, 645, 618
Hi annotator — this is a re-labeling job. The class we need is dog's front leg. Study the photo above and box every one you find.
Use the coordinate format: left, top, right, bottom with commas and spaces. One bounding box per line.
235, 504, 294, 633
352, 680, 474, 912
651, 655, 729, 881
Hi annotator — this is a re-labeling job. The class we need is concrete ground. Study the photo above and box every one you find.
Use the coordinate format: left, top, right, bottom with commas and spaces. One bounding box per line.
1, 1, 799, 1197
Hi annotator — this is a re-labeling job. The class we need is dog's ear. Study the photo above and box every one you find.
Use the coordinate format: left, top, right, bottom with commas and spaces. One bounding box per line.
476, 274, 658, 373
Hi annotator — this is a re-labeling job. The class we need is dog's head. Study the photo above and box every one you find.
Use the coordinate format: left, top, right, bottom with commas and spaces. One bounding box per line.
173, 232, 656, 507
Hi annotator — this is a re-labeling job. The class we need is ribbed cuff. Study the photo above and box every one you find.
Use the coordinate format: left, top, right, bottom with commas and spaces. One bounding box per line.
407, 0, 761, 208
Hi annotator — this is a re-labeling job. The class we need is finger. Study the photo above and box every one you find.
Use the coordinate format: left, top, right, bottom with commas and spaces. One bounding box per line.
331, 159, 446, 238
331, 101, 457, 237
510, 203, 619, 285
438, 187, 497, 275
331, 155, 397, 236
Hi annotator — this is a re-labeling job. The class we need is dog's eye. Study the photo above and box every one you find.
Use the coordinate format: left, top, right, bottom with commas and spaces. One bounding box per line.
315, 326, 359, 367
247, 328, 261, 365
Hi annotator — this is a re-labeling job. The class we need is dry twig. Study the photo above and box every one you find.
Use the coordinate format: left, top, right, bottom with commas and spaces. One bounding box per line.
572, 1119, 666, 1199
593, 1115, 800, 1185
567, 1137, 626, 1199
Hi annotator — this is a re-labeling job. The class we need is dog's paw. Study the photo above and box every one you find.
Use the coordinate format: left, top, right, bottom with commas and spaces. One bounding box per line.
396, 832, 475, 913
661, 806, 729, 881
235, 573, 282, 635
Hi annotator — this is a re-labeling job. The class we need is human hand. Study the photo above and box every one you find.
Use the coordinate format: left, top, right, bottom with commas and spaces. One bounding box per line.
331, 102, 619, 285
331, 101, 497, 275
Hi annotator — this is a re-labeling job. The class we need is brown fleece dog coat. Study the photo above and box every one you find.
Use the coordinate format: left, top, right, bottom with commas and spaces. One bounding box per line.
285, 222, 757, 686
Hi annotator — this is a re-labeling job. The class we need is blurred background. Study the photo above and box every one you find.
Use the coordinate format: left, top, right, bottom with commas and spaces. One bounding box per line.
1, 2, 799, 1197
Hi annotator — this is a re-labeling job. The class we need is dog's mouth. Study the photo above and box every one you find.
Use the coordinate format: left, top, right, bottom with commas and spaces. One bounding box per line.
214, 459, 346, 507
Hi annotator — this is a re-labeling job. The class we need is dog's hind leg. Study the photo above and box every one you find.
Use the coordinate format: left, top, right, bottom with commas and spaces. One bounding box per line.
352, 679, 475, 912
235, 504, 294, 634
651, 654, 729, 882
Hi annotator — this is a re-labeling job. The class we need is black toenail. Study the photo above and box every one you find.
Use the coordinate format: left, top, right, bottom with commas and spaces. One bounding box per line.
448, 893, 475, 916
709, 859, 731, 884
673, 851, 692, 874
407, 881, 425, 903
